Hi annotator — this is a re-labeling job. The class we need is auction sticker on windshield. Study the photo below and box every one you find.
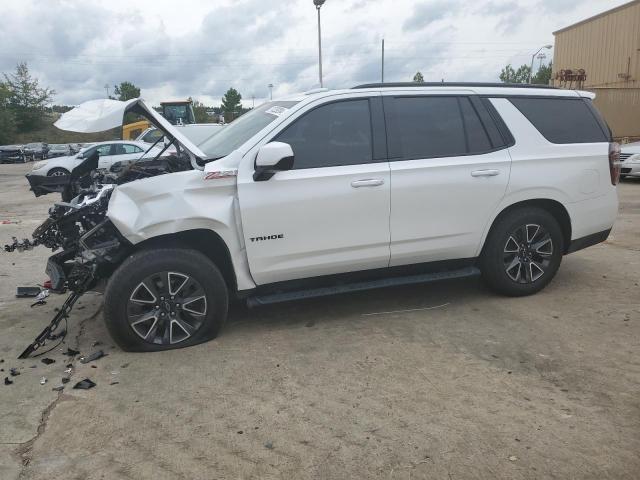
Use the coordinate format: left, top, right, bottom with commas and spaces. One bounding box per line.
265, 106, 288, 117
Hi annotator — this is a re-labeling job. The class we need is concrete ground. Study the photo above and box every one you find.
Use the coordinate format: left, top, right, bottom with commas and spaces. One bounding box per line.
0, 162, 638, 480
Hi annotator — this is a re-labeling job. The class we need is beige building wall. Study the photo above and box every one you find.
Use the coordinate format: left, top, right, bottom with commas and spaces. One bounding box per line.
552, 1, 640, 139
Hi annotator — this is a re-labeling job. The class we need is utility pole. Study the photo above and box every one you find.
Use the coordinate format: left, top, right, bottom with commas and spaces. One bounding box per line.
529, 45, 552, 83
313, 0, 326, 88
268, 84, 274, 101
104, 83, 110, 98
381, 38, 385, 83
252, 95, 255, 108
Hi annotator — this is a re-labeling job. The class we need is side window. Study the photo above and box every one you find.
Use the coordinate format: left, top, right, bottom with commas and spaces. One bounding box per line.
143, 129, 164, 143
96, 145, 112, 156
275, 99, 373, 169
509, 97, 608, 144
122, 144, 143, 154
459, 98, 492, 153
386, 96, 467, 160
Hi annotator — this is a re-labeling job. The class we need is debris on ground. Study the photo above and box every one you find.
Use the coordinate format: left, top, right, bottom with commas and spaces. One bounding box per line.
509, 455, 518, 462
264, 441, 274, 449
120, 363, 129, 369
41, 358, 55, 365
4, 377, 13, 385
64, 367, 73, 374
91, 341, 102, 347
52, 385, 64, 392
30, 289, 50, 308
61, 377, 70, 384
16, 286, 42, 298
40, 376, 47, 385
63, 347, 80, 357
10, 368, 20, 376
80, 350, 106, 364
73, 378, 96, 390
110, 381, 119, 386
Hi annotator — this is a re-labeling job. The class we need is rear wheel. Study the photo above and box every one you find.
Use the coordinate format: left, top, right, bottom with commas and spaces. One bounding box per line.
104, 248, 228, 352
47, 167, 70, 177
480, 207, 564, 296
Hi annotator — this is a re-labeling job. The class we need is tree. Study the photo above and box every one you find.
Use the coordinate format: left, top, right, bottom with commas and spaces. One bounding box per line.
191, 99, 214, 123
221, 87, 242, 122
0, 82, 16, 144
499, 64, 531, 84
413, 71, 425, 83
113, 81, 140, 101
3, 62, 55, 131
533, 62, 553, 85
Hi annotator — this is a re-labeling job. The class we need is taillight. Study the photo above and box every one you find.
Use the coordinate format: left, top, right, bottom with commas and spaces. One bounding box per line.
609, 142, 621, 185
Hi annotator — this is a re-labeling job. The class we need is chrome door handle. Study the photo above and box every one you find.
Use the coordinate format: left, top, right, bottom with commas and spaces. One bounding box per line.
471, 169, 500, 177
351, 178, 384, 188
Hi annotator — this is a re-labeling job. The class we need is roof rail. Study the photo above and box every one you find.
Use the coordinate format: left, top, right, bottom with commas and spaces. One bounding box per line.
352, 82, 558, 90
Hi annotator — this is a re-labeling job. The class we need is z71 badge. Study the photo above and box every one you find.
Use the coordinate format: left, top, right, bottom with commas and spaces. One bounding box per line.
204, 169, 237, 180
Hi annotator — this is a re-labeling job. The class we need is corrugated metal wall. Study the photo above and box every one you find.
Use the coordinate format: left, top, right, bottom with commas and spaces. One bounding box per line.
553, 1, 640, 138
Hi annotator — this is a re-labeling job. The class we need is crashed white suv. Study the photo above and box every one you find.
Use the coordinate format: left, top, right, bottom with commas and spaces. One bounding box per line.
44, 83, 620, 352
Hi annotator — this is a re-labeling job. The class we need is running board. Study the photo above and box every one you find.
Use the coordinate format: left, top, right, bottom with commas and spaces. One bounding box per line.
246, 266, 480, 307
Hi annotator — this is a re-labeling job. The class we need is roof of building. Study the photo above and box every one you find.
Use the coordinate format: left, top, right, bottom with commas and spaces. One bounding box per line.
553, 0, 640, 35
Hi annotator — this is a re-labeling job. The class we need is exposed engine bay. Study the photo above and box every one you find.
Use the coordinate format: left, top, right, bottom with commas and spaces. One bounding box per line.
4, 119, 197, 358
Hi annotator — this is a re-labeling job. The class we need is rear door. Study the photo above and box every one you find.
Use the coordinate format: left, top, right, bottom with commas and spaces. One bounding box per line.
238, 96, 391, 285
384, 93, 512, 266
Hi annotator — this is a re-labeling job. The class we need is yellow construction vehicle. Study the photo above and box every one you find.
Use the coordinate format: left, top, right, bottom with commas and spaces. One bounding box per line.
122, 99, 196, 140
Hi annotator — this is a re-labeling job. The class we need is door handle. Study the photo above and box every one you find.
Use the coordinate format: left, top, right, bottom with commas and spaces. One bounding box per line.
351, 178, 384, 188
471, 169, 500, 177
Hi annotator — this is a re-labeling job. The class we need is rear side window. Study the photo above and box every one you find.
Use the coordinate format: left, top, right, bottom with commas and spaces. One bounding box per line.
385, 96, 496, 160
275, 99, 373, 169
509, 97, 608, 144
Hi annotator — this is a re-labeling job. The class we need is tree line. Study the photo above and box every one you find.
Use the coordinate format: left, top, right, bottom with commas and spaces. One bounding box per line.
411, 62, 553, 86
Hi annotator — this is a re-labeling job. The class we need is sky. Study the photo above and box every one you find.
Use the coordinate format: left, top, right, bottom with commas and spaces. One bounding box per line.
0, 0, 629, 107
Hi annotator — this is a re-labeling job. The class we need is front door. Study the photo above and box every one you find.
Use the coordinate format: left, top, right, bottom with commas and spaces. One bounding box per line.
238, 97, 391, 285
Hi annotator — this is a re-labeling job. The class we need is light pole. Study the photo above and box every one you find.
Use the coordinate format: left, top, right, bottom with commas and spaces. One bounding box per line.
104, 83, 110, 98
529, 45, 552, 83
314, 0, 326, 88
268, 84, 274, 101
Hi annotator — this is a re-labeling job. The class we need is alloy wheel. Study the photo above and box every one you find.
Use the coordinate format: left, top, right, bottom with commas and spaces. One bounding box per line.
127, 271, 208, 345
503, 223, 553, 284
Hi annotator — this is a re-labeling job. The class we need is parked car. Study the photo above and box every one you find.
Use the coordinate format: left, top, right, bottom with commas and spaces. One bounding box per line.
620, 141, 640, 179
136, 124, 224, 148
24, 142, 49, 160
0, 145, 27, 163
47, 144, 73, 158
28, 140, 168, 177
47, 84, 619, 352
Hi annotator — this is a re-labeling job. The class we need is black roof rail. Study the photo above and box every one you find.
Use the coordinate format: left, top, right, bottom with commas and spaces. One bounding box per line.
352, 82, 558, 90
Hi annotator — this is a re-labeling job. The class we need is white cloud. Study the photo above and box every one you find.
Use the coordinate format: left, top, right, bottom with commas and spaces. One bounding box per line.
0, 0, 630, 106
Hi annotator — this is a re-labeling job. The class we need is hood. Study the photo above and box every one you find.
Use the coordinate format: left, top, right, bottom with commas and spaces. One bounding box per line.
54, 98, 207, 163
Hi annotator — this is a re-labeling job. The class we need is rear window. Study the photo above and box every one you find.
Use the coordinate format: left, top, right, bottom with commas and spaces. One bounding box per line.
509, 97, 608, 144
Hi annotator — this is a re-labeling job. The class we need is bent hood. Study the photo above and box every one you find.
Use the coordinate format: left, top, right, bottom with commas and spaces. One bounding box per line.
54, 98, 207, 161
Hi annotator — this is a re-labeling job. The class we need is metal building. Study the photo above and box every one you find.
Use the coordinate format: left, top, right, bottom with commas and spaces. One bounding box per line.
552, 0, 640, 140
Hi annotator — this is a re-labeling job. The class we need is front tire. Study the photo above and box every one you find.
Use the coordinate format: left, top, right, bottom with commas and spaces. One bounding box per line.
480, 207, 564, 296
47, 167, 70, 177
104, 248, 228, 352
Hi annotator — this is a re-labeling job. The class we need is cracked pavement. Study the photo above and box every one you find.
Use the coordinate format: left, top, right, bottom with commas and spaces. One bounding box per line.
1, 163, 639, 479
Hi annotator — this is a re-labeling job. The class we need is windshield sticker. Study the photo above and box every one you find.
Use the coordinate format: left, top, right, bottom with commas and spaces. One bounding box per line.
265, 106, 288, 117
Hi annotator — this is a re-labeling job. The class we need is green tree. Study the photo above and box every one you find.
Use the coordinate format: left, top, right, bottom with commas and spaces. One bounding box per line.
533, 62, 553, 85
499, 64, 531, 84
3, 62, 55, 132
0, 82, 16, 144
221, 87, 242, 122
113, 81, 141, 101
191, 99, 214, 123
413, 71, 425, 83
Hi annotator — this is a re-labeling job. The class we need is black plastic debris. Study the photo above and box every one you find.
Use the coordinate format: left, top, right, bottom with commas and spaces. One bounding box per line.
110, 381, 119, 386
80, 350, 106, 364
4, 377, 13, 385
52, 385, 64, 392
9, 368, 20, 377
73, 378, 96, 390
61, 377, 70, 384
63, 348, 80, 357
41, 358, 55, 365
16, 286, 41, 298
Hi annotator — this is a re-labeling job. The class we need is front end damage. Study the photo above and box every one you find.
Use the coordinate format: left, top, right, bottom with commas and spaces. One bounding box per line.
4, 98, 207, 358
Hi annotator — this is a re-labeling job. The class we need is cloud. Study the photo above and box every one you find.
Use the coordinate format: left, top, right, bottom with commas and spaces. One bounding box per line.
403, 1, 457, 31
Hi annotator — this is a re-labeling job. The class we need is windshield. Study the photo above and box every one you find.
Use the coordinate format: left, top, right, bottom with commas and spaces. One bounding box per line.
199, 101, 299, 160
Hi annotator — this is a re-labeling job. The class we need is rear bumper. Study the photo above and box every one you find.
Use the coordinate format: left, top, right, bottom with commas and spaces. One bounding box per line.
567, 228, 611, 254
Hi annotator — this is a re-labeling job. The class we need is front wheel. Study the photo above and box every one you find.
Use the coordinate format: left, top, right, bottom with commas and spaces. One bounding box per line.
47, 167, 70, 177
480, 207, 564, 296
104, 248, 228, 352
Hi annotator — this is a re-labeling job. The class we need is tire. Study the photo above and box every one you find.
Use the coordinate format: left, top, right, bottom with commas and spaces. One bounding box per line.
619, 174, 627, 180
104, 248, 228, 352
480, 207, 564, 297
47, 167, 70, 177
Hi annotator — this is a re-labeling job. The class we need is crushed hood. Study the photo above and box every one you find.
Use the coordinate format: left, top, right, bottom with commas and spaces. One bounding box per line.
54, 98, 207, 161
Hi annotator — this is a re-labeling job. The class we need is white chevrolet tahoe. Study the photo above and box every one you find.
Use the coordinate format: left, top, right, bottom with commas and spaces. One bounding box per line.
46, 83, 620, 352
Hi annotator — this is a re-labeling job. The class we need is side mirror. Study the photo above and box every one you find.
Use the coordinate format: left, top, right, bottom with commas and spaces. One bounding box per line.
253, 142, 294, 181
76, 153, 83, 159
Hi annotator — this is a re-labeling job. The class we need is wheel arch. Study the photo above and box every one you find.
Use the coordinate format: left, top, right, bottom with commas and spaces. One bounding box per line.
134, 229, 238, 293
480, 199, 572, 255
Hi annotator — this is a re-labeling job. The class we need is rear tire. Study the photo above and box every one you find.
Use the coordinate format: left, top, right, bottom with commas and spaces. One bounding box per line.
104, 248, 228, 352
480, 207, 564, 296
